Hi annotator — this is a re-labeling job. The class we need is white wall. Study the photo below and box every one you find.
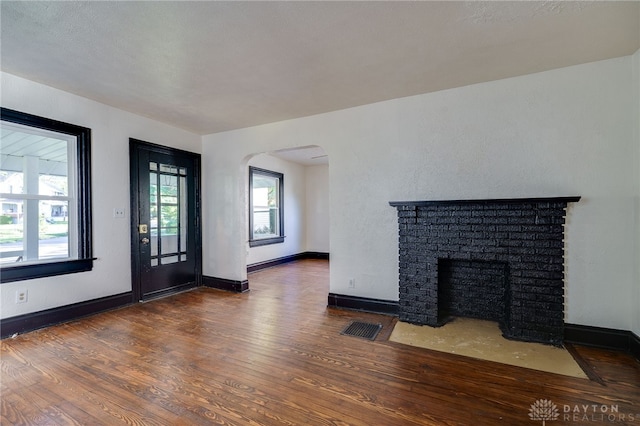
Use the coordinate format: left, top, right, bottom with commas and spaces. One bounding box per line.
246, 153, 306, 265
202, 54, 639, 332
633, 49, 640, 338
305, 164, 330, 253
0, 72, 201, 319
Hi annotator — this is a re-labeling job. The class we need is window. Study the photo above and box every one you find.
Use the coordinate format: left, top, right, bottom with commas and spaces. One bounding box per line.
149, 162, 189, 266
0, 108, 93, 283
249, 167, 283, 247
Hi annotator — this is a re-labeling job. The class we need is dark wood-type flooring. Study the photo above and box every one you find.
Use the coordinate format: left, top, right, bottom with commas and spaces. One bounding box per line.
2, 259, 639, 425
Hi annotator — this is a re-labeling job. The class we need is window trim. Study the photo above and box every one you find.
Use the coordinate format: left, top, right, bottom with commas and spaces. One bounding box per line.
248, 166, 284, 247
0, 107, 93, 283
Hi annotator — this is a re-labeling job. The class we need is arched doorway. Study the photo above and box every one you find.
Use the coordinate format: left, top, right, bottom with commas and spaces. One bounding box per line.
244, 145, 329, 273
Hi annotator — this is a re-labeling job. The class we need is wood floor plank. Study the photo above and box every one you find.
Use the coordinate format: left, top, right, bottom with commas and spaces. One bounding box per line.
2, 259, 639, 425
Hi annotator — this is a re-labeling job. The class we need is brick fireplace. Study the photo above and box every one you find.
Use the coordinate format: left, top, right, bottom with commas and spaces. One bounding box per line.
389, 197, 580, 345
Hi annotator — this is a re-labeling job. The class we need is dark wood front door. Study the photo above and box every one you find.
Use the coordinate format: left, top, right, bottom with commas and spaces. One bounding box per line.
129, 139, 201, 301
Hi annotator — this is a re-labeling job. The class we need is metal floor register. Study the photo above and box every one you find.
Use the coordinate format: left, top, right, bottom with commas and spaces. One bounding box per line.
340, 321, 383, 341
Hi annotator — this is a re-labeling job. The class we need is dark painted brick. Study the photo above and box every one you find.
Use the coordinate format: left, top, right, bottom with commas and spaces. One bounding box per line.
394, 199, 573, 344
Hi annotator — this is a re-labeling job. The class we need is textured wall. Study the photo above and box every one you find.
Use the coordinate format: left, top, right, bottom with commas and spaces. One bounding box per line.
305, 165, 330, 253
201, 54, 637, 332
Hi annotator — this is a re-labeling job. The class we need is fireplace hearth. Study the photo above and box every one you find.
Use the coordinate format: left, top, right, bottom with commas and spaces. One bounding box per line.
389, 197, 580, 345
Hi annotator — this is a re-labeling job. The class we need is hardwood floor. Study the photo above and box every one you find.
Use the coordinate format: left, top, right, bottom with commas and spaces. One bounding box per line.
2, 259, 639, 425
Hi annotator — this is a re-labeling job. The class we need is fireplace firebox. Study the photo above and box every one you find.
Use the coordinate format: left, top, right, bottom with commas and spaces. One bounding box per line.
389, 197, 580, 345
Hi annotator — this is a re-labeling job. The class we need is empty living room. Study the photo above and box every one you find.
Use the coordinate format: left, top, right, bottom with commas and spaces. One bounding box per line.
1, 1, 639, 425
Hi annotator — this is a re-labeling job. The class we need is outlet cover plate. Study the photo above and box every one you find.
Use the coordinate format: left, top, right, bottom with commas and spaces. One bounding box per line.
15, 289, 28, 304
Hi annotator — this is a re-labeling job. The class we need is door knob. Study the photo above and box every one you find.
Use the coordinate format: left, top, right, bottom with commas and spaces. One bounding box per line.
141, 237, 150, 244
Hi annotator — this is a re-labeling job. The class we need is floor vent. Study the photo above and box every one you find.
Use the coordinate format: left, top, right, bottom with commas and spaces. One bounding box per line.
340, 321, 382, 341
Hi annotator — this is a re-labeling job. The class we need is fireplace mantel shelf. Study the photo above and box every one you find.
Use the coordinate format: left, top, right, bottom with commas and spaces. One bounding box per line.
389, 196, 581, 207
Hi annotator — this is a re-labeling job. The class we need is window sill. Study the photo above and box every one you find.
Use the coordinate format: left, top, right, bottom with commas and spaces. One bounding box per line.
0, 258, 95, 283
249, 236, 285, 248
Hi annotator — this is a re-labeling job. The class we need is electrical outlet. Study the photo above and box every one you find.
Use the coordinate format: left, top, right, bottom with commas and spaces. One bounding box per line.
15, 289, 28, 304
113, 208, 126, 218
348, 278, 355, 289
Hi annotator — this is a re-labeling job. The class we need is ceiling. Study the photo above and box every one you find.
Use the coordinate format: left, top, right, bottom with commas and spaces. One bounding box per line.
1, 1, 639, 140
1, 124, 70, 177
267, 145, 329, 166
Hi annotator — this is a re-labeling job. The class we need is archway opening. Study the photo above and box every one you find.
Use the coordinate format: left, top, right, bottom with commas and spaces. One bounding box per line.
242, 145, 330, 274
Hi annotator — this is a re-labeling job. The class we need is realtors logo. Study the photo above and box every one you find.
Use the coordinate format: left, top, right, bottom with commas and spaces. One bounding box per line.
529, 399, 638, 423
529, 399, 559, 425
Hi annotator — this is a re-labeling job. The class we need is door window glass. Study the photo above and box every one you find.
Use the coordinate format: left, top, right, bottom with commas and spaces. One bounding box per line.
149, 162, 188, 266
